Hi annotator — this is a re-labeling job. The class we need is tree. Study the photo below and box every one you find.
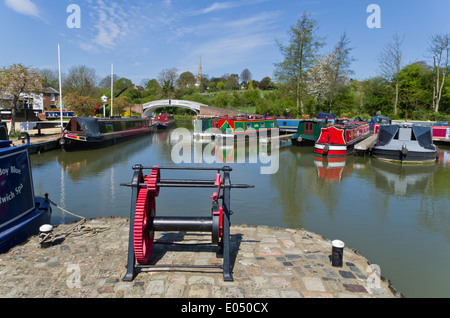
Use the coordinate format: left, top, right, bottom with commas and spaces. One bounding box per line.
39, 68, 60, 89
64, 92, 102, 117
176, 71, 196, 90
258, 77, 275, 90
398, 63, 433, 118
99, 74, 119, 89
327, 32, 355, 109
0, 64, 43, 133
274, 11, 324, 114
225, 74, 240, 90
158, 68, 178, 98
63, 65, 98, 97
428, 33, 450, 112
114, 77, 133, 95
305, 52, 334, 108
240, 69, 252, 88
378, 33, 404, 115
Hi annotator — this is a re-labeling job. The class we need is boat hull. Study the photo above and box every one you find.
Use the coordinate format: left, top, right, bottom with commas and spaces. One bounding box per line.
314, 122, 371, 156
154, 121, 175, 129
0, 196, 51, 253
371, 147, 439, 164
61, 127, 153, 151
0, 143, 52, 254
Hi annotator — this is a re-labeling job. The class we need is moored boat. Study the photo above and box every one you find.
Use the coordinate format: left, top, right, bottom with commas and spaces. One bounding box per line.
212, 117, 279, 141
0, 133, 52, 253
292, 119, 329, 146
276, 118, 301, 132
369, 116, 392, 134
153, 113, 175, 129
314, 120, 371, 156
371, 124, 439, 164
431, 121, 450, 143
60, 116, 153, 151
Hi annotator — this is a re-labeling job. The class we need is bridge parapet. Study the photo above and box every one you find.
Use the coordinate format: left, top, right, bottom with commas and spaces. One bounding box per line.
142, 99, 252, 118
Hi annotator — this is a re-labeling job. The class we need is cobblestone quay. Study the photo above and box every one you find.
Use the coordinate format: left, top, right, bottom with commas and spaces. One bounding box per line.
0, 218, 402, 299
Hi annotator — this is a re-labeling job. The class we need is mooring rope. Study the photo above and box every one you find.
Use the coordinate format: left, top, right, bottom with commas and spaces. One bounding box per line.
40, 197, 109, 245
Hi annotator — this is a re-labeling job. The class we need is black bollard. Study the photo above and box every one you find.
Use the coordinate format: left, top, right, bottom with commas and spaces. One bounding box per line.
331, 240, 345, 267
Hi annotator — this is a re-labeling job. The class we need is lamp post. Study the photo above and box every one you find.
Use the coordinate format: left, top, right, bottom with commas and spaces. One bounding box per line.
101, 95, 107, 117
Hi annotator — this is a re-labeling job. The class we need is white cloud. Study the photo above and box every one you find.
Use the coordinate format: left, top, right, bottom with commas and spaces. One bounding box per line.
4, 0, 42, 19
79, 0, 130, 52
193, 0, 271, 15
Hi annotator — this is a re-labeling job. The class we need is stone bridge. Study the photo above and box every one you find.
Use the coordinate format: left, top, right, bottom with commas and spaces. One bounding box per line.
142, 99, 249, 117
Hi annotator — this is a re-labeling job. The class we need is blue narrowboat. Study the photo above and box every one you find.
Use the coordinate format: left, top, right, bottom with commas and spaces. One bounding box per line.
0, 131, 51, 253
276, 118, 301, 132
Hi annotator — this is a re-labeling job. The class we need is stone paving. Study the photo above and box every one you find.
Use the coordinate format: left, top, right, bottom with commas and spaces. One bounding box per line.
0, 218, 402, 298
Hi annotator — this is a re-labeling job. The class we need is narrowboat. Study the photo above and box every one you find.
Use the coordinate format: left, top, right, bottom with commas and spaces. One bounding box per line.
314, 120, 371, 156
276, 118, 301, 132
431, 122, 450, 143
369, 116, 392, 134
292, 119, 329, 146
153, 113, 175, 129
212, 117, 279, 141
193, 117, 217, 140
371, 124, 439, 164
316, 112, 338, 122
60, 116, 153, 151
0, 133, 52, 253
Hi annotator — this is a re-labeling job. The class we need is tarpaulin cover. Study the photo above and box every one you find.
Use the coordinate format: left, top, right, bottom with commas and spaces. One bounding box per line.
412, 125, 435, 150
377, 125, 399, 146
316, 112, 337, 120
76, 117, 101, 138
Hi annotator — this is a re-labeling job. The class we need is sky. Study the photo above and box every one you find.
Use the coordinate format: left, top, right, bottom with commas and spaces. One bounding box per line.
1, 0, 450, 87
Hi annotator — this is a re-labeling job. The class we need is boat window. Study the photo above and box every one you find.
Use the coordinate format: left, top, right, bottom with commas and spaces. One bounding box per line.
261, 122, 265, 128
246, 123, 252, 130
271, 121, 275, 128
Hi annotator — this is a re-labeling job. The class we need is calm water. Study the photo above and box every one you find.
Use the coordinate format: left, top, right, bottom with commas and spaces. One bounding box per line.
30, 120, 450, 298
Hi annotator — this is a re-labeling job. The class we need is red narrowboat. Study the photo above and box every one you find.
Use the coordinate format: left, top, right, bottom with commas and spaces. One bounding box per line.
314, 120, 371, 156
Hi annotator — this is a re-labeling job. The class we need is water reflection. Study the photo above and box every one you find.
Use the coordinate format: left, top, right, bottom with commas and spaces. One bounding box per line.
371, 159, 437, 196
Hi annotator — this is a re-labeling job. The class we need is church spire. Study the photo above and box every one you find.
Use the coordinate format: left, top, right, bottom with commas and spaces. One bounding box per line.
196, 56, 202, 87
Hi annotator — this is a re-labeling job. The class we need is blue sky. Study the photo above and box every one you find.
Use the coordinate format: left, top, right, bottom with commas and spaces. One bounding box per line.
1, 0, 449, 86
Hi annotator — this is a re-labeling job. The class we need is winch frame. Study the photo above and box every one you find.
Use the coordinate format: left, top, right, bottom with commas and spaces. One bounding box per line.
121, 165, 253, 282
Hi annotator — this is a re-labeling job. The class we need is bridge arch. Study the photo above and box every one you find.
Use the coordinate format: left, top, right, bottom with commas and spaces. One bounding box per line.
142, 100, 208, 117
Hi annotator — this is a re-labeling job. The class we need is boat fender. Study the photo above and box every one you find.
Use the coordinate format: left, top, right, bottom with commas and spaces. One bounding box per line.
323, 145, 329, 153
297, 137, 303, 142
401, 144, 408, 155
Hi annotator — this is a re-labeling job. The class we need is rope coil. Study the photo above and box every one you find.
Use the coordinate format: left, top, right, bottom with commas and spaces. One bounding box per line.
39, 196, 109, 245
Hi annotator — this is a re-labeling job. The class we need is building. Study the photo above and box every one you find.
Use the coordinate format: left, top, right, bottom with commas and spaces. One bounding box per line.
42, 87, 60, 110
0, 87, 60, 121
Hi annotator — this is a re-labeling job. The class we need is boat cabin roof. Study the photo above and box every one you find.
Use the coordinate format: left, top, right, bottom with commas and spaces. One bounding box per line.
377, 124, 435, 150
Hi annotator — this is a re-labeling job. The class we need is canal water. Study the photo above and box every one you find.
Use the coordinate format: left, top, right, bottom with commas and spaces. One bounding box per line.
30, 120, 450, 298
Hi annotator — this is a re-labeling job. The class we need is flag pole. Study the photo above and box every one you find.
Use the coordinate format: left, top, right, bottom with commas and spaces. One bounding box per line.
111, 63, 113, 117
58, 44, 63, 132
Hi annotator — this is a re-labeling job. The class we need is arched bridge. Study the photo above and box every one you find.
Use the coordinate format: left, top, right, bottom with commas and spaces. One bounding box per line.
142, 100, 207, 117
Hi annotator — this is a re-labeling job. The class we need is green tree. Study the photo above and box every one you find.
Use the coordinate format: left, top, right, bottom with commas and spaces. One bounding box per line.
64, 92, 102, 116
0, 64, 43, 133
397, 63, 433, 118
327, 32, 355, 110
176, 71, 196, 90
274, 11, 324, 114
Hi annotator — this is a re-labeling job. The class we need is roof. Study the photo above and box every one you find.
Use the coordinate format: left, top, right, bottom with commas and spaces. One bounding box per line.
43, 87, 59, 94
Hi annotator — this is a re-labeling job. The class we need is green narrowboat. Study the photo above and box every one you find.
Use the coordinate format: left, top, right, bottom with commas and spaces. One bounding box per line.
292, 119, 328, 146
